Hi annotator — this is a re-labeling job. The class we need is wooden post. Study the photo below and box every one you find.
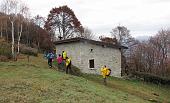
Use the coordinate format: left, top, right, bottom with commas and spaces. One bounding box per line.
27, 55, 30, 62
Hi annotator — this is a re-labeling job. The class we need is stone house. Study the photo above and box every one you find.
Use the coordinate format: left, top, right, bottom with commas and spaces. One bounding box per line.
54, 37, 127, 77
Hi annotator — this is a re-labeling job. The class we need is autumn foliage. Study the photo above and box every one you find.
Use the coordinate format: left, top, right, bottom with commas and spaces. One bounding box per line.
45, 5, 83, 40
0, 12, 52, 52
99, 36, 118, 44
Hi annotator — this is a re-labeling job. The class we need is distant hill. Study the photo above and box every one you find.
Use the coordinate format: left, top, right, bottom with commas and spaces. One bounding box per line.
135, 35, 150, 41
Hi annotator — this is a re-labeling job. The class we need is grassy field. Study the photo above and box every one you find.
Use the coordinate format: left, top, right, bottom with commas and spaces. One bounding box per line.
0, 54, 169, 103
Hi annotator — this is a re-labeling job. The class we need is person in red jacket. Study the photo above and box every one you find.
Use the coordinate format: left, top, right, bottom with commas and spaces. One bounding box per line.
57, 54, 63, 70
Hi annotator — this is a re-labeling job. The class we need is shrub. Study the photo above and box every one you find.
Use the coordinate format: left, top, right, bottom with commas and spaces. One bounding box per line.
132, 72, 170, 85
0, 38, 11, 58
53, 62, 82, 76
20, 45, 38, 56
167, 63, 170, 78
70, 65, 82, 76
0, 55, 9, 62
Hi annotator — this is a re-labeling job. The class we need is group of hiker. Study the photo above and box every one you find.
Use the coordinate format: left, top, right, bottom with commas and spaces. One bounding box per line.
44, 50, 111, 85
45, 50, 72, 74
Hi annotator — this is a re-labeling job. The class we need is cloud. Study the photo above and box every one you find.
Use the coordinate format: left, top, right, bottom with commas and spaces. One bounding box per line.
21, 0, 170, 38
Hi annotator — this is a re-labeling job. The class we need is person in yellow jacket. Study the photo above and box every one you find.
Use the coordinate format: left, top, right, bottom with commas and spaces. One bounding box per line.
62, 51, 67, 60
65, 57, 71, 74
101, 65, 110, 85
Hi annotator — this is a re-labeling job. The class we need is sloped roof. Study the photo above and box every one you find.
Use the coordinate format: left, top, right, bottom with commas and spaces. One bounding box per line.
54, 37, 128, 49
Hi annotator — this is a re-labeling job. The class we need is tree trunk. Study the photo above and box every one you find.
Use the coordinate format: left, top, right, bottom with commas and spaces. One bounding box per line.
11, 21, 15, 58
6, 29, 8, 42
0, 27, 2, 38
0, 21, 2, 38
37, 30, 40, 50
62, 13, 66, 39
17, 24, 22, 54
26, 23, 30, 46
38, 42, 40, 50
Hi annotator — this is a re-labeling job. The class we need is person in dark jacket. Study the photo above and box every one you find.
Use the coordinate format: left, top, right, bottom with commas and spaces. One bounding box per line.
47, 51, 54, 68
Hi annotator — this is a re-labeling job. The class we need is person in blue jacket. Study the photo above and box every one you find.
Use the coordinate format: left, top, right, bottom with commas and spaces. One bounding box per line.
47, 51, 54, 68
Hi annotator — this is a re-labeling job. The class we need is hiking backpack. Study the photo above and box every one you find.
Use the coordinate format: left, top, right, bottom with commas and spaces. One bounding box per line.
106, 69, 111, 76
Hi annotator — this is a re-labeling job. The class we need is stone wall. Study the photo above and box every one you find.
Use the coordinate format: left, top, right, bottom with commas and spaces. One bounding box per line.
55, 41, 121, 77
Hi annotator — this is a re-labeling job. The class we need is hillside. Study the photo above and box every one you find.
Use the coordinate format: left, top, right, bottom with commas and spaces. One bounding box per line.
0, 55, 169, 103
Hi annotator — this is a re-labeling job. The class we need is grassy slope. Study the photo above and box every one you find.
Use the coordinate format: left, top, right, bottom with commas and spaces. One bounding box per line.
0, 55, 169, 103
84, 74, 170, 103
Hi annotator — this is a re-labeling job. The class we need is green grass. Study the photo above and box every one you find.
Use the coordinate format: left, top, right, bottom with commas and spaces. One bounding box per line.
83, 74, 170, 103
0, 54, 169, 103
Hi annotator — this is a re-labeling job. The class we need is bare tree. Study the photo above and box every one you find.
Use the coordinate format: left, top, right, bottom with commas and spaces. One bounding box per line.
17, 2, 29, 54
0, 13, 8, 38
0, 0, 52, 53
10, 16, 15, 58
0, 0, 30, 58
111, 26, 131, 46
33, 15, 45, 28
128, 29, 170, 77
0, 0, 19, 58
80, 27, 94, 39
149, 29, 170, 76
0, 13, 8, 41
33, 15, 45, 49
110, 25, 135, 56
111, 25, 135, 75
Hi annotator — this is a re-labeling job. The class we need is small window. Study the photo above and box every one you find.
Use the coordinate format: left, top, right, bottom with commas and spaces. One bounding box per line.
89, 59, 94, 68
102, 45, 106, 48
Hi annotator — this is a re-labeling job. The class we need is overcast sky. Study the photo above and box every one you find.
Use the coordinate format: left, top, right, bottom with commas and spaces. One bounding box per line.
21, 0, 170, 38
